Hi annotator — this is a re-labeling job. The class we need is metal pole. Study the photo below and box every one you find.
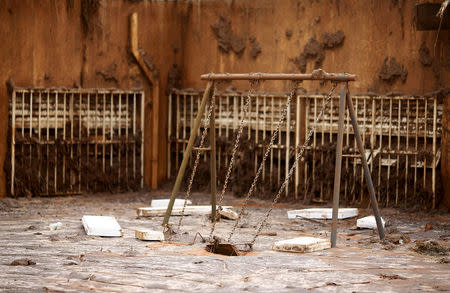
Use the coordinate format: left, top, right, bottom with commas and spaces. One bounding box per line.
201, 71, 356, 82
345, 90, 385, 240
163, 82, 214, 226
209, 96, 217, 221
331, 84, 346, 248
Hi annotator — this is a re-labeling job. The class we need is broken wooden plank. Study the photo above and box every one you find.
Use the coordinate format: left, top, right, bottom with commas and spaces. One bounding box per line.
272, 237, 331, 253
137, 205, 233, 217
287, 208, 358, 220
151, 199, 192, 208
357, 215, 386, 229
135, 229, 165, 241
82, 216, 123, 237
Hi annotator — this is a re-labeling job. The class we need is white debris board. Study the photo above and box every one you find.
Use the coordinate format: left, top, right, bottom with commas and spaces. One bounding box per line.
272, 237, 331, 253
137, 205, 233, 217
357, 216, 385, 229
151, 199, 192, 208
287, 208, 358, 220
135, 229, 165, 241
82, 216, 123, 237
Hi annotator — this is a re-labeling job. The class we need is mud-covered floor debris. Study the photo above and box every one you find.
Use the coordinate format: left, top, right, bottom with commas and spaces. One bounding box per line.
0, 191, 448, 292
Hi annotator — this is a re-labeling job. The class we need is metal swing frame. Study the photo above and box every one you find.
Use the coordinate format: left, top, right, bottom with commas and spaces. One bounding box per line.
163, 70, 385, 248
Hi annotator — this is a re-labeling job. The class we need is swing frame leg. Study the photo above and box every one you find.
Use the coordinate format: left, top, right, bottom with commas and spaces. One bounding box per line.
331, 84, 346, 248
209, 96, 217, 221
163, 81, 214, 226
331, 84, 385, 247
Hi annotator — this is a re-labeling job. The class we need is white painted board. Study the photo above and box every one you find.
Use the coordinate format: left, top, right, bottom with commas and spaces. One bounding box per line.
356, 216, 385, 229
82, 215, 123, 237
287, 208, 358, 220
137, 205, 233, 217
272, 237, 331, 253
151, 199, 192, 208
135, 229, 165, 241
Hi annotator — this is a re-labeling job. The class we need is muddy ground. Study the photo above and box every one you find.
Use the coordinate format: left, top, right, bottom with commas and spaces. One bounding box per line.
0, 191, 449, 292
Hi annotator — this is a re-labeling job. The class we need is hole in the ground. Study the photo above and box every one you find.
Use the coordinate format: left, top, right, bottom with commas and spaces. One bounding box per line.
205, 243, 241, 256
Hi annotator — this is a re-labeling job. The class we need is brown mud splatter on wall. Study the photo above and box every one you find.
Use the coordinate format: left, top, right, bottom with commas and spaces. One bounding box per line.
285, 29, 293, 40
378, 57, 408, 84
249, 35, 262, 59
81, 0, 100, 37
322, 30, 345, 49
167, 63, 181, 95
291, 31, 345, 73
419, 42, 433, 66
96, 62, 118, 84
210, 15, 247, 56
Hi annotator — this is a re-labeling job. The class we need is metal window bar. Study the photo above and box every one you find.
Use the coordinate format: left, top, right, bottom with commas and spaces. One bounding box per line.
168, 89, 442, 208
9, 87, 144, 196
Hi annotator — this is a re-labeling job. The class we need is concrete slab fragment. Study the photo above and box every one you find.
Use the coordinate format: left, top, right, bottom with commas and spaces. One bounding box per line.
219, 208, 238, 220
137, 205, 233, 217
135, 229, 165, 241
287, 208, 358, 220
150, 199, 192, 208
357, 216, 386, 229
272, 237, 331, 253
82, 216, 123, 237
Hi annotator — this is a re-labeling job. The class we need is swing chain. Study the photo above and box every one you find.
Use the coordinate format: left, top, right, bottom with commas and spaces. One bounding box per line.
175, 83, 218, 234
208, 80, 259, 241
227, 81, 300, 242
250, 82, 338, 245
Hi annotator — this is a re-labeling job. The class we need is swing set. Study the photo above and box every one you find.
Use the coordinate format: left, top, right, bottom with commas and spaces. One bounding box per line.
162, 69, 385, 254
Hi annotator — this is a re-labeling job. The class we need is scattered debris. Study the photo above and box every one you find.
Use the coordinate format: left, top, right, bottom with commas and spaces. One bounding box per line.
123, 246, 137, 257
413, 240, 449, 256
383, 234, 411, 245
10, 259, 36, 266
272, 237, 331, 253
287, 208, 358, 220
49, 222, 63, 231
82, 215, 123, 237
257, 231, 277, 236
379, 273, 406, 280
378, 57, 408, 83
218, 208, 239, 220
357, 216, 385, 230
135, 229, 165, 241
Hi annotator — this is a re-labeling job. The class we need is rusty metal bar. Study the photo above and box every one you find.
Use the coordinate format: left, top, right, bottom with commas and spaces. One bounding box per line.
346, 91, 385, 240
331, 84, 347, 248
210, 96, 217, 221
201, 71, 356, 81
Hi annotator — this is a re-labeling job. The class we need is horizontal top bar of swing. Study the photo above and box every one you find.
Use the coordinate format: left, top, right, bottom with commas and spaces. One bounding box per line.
200, 72, 356, 81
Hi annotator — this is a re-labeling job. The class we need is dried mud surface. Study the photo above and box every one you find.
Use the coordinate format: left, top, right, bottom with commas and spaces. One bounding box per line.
0, 192, 449, 292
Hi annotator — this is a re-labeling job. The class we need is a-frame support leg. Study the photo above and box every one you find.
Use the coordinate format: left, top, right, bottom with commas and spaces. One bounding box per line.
163, 81, 214, 226
331, 83, 385, 248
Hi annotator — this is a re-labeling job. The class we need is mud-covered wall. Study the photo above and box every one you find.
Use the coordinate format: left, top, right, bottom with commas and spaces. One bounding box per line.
0, 0, 449, 201
0, 0, 187, 195
181, 0, 449, 94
